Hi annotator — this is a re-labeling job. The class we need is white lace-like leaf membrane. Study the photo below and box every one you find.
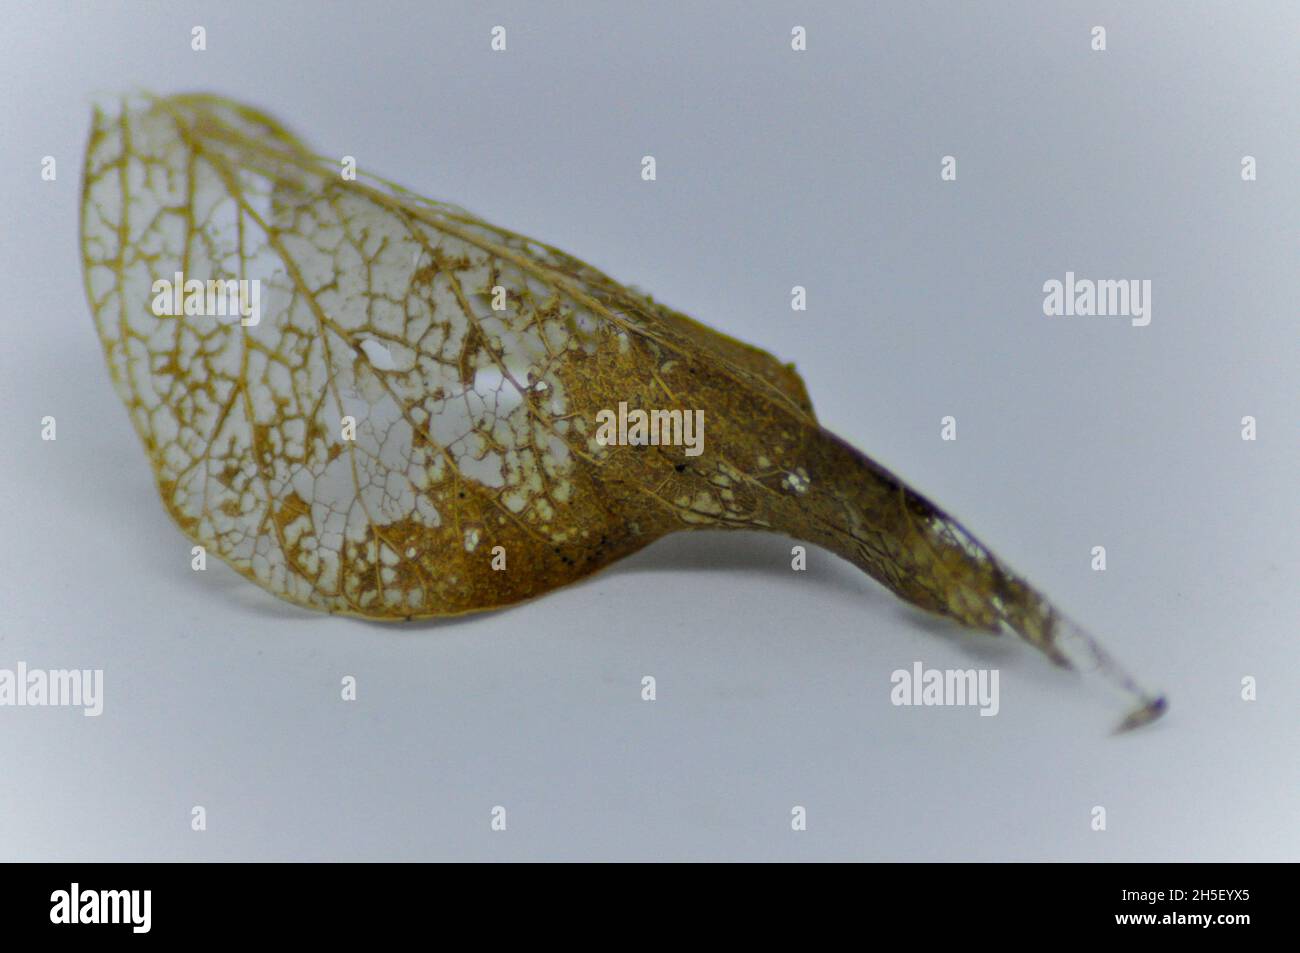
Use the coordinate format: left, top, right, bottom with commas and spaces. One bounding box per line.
80, 94, 811, 618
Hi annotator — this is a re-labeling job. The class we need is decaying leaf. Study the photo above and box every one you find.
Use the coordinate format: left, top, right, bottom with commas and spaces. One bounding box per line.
80, 93, 1165, 730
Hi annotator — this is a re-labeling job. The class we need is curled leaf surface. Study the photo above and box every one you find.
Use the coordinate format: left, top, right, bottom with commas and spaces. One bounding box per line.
81, 94, 1164, 728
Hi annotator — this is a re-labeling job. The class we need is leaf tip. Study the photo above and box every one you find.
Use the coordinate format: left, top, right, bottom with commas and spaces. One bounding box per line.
1112, 694, 1168, 734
